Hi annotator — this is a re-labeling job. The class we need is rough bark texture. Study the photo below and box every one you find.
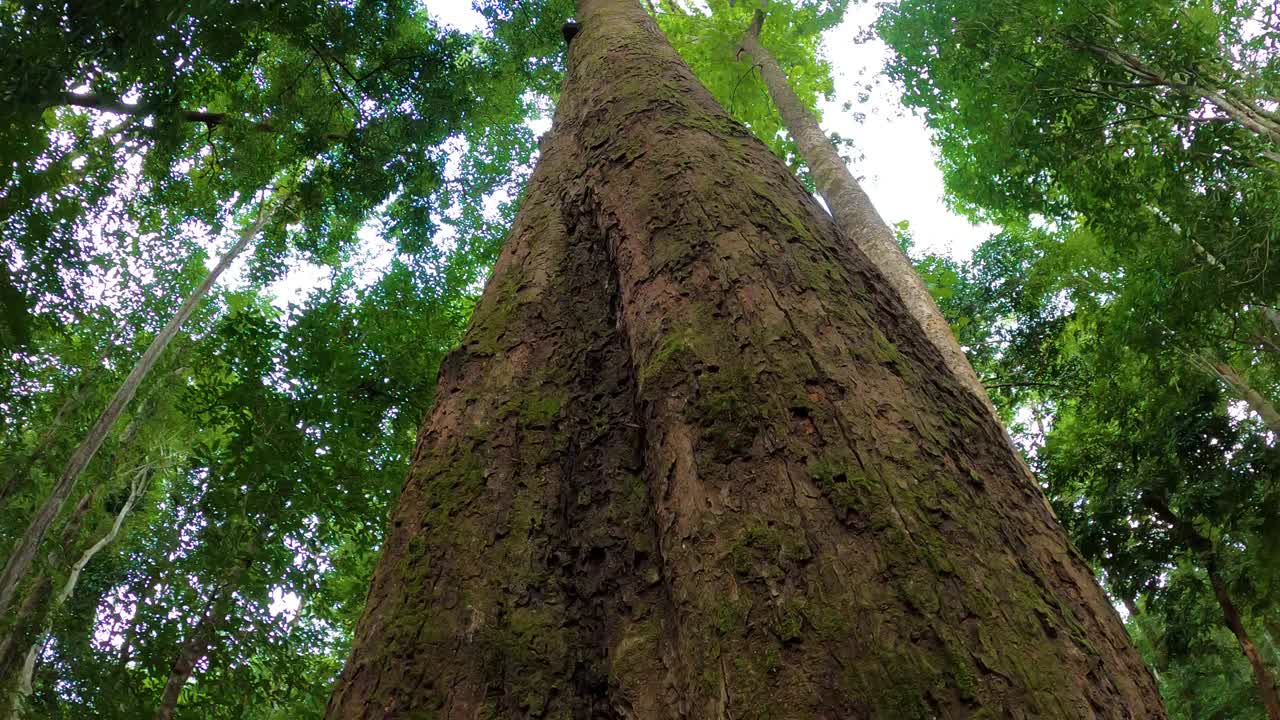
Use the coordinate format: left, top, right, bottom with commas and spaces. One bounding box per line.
326, 1, 1162, 717
738, 11, 996, 421
1209, 562, 1280, 720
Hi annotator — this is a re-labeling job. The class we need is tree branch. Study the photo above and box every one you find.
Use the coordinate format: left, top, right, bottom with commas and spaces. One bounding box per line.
56, 92, 348, 142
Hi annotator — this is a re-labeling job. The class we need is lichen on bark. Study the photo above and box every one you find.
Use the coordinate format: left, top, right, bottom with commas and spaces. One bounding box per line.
325, 0, 1164, 717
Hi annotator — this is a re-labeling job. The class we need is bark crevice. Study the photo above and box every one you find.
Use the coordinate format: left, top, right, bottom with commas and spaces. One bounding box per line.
325, 1, 1163, 717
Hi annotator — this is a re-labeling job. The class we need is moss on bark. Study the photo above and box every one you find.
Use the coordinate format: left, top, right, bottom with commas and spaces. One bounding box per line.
325, 1, 1164, 717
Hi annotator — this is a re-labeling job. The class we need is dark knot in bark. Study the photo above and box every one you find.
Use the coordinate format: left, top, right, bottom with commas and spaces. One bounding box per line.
562, 20, 581, 45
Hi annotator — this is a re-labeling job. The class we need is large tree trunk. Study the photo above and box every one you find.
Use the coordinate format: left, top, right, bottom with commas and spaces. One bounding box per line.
326, 1, 1161, 717
738, 10, 996, 419
0, 199, 278, 617
1209, 561, 1280, 720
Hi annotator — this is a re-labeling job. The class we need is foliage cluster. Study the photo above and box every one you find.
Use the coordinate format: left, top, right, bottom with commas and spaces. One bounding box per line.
881, 1, 1280, 715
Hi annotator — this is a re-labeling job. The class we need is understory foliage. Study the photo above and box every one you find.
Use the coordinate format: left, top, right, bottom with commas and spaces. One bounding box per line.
882, 0, 1280, 716
0, 0, 541, 716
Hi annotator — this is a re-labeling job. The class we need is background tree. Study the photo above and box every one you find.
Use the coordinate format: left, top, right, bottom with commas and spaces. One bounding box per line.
1, 0, 540, 716
878, 1, 1280, 710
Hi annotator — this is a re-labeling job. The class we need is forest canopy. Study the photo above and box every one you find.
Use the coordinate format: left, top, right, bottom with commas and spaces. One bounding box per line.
0, 0, 1277, 718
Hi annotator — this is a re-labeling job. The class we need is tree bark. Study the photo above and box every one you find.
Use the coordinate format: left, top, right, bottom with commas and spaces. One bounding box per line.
153, 598, 220, 720
6, 468, 146, 720
1209, 561, 1280, 720
1205, 357, 1280, 436
325, 1, 1161, 717
0, 199, 278, 618
738, 10, 997, 421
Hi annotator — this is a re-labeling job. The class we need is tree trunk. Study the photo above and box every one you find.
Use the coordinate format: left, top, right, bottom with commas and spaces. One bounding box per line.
0, 483, 99, 696
153, 546, 252, 720
1205, 357, 1280, 436
6, 468, 147, 719
325, 1, 1161, 717
153, 598, 220, 720
0, 403, 148, 701
738, 10, 996, 420
1209, 562, 1280, 720
0, 198, 278, 618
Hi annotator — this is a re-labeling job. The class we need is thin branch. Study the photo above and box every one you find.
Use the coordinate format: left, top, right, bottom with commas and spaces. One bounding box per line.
56, 92, 348, 142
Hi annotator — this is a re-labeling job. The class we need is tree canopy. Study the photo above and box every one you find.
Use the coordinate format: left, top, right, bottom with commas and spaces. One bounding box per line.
3, 0, 1279, 716
881, 0, 1280, 715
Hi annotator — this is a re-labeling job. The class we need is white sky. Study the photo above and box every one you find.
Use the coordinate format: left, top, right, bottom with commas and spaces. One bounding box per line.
820, 2, 996, 259
254, 1, 992, 309
427, 0, 993, 260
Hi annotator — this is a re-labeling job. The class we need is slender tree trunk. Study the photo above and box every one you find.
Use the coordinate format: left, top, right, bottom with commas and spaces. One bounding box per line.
738, 10, 996, 420
0, 199, 278, 617
1209, 562, 1280, 720
0, 404, 149, 702
1072, 41, 1280, 151
153, 598, 220, 720
0, 577, 51, 702
153, 546, 252, 720
5, 468, 147, 719
737, 6, 1067, 525
1146, 493, 1280, 715
1205, 357, 1280, 436
326, 1, 1161, 717
0, 483, 100, 691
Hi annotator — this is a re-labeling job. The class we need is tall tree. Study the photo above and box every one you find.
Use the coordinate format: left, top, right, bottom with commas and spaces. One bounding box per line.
1, 3, 541, 712
880, 1, 1280, 713
736, 6, 994, 417
325, 1, 1160, 717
